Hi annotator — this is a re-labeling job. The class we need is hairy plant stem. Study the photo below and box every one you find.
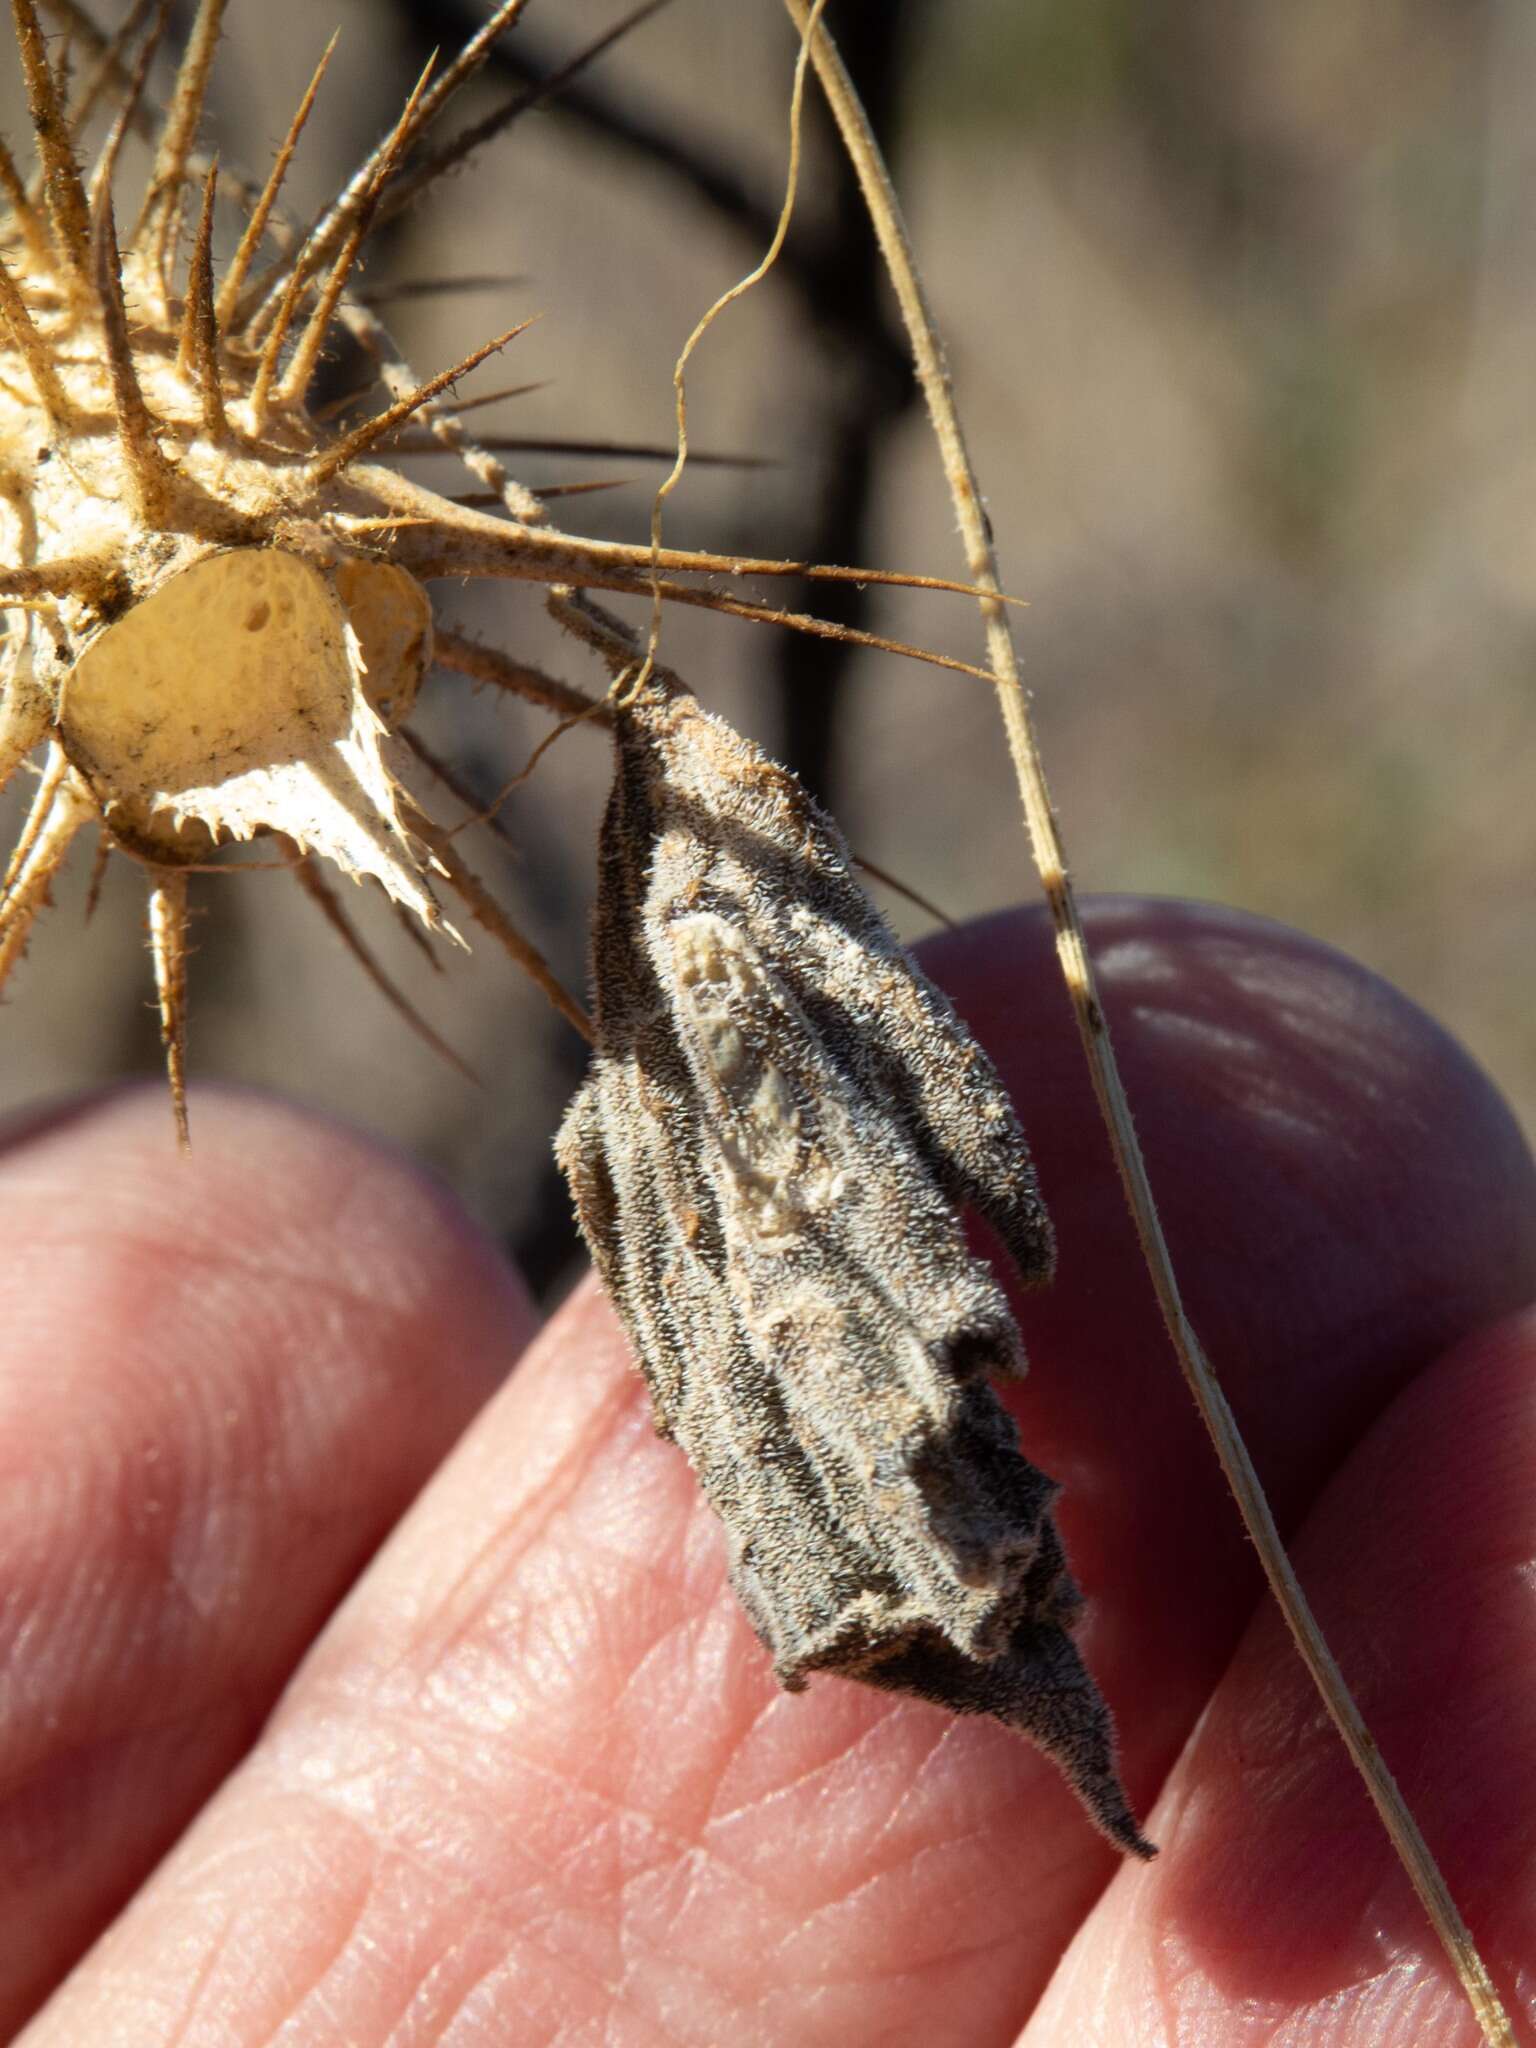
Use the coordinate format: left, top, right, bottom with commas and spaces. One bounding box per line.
783, 4, 1515, 2040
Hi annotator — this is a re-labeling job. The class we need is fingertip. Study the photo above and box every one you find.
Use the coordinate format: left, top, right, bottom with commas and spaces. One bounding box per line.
917, 896, 1536, 1840
3, 1079, 536, 1386
1032, 1307, 1536, 2044
918, 896, 1536, 1505
0, 1081, 535, 2029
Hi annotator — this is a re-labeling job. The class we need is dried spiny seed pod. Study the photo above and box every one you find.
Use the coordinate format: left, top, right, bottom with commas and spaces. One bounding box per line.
0, 0, 598, 1135
1, 0, 964, 1133
556, 639, 1154, 1859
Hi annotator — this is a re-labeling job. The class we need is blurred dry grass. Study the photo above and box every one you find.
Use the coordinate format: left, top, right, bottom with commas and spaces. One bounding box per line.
2, 0, 1532, 1284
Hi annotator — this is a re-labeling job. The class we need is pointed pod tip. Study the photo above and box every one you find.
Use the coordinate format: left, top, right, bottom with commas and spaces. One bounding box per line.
1093, 1794, 1158, 1863
1043, 1692, 1158, 1861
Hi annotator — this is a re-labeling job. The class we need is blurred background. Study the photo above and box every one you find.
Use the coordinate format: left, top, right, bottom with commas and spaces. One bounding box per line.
3, 0, 1534, 1293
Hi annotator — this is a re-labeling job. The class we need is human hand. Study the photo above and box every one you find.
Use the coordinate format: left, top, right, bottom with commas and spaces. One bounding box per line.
7, 898, 1534, 2045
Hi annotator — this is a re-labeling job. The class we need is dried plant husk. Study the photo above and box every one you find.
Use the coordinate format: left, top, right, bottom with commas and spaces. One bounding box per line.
558, 671, 1154, 1858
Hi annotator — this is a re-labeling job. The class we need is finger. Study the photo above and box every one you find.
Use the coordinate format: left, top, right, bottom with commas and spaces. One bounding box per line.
27, 903, 1535, 2048
1023, 1309, 1536, 2045
0, 1087, 534, 2035
924, 897, 1536, 1815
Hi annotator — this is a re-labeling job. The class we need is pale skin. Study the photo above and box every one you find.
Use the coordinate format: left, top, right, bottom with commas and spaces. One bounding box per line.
4, 897, 1534, 2047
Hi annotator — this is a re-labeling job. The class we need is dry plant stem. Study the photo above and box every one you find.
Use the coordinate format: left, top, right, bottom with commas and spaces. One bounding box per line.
0, 253, 66, 420
387, 376, 545, 419
11, 0, 92, 290
783, 5, 1515, 2040
0, 737, 69, 903
309, 321, 537, 481
432, 625, 609, 723
547, 587, 952, 927
84, 0, 169, 219
357, 273, 523, 307
65, 0, 154, 141
509, 476, 629, 502
236, 0, 532, 336
0, 132, 49, 269
93, 196, 175, 522
212, 29, 336, 327
133, 0, 222, 275
374, 521, 1003, 680
147, 869, 189, 1150
386, 430, 754, 462
401, 801, 592, 1044
289, 850, 477, 1085
178, 161, 226, 437
276, 59, 442, 408
637, 0, 828, 693
149, 0, 557, 542
846, 850, 954, 931
399, 724, 524, 854
376, 0, 674, 231
376, 491, 1016, 603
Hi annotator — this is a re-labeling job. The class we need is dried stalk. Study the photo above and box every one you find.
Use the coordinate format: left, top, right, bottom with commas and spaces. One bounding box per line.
783, 3, 1515, 2042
